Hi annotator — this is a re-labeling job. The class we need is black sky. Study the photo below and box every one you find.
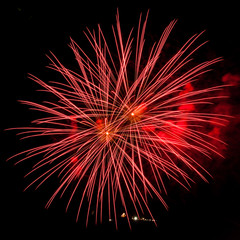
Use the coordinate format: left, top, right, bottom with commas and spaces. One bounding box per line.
1, 1, 240, 239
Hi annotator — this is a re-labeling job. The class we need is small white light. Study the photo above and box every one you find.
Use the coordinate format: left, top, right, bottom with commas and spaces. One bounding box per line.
132, 216, 138, 221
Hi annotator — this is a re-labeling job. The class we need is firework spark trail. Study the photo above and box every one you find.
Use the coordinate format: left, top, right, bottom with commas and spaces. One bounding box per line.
8, 11, 230, 228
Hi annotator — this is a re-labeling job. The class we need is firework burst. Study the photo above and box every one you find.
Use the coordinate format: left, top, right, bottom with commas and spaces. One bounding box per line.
9, 11, 229, 228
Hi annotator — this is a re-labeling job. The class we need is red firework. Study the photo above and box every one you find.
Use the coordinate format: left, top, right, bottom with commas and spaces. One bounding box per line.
9, 11, 230, 228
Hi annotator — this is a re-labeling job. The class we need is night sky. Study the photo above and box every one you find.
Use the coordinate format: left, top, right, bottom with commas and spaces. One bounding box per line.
1, 1, 240, 239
